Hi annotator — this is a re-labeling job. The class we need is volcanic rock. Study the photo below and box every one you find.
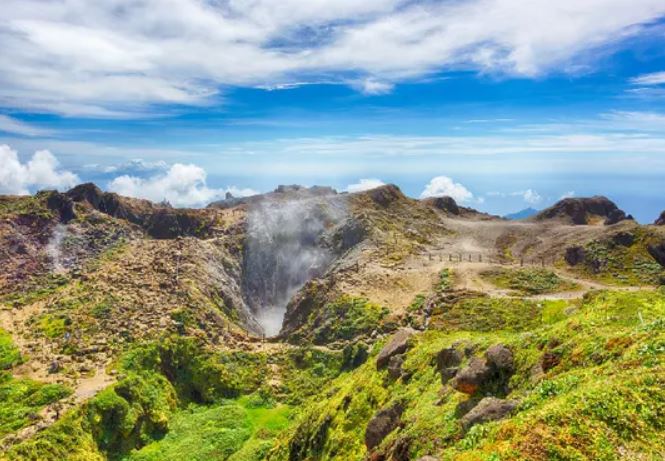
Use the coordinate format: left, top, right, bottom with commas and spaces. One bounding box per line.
365, 402, 404, 450
436, 347, 463, 383
376, 328, 415, 370
459, 397, 517, 431
450, 357, 493, 395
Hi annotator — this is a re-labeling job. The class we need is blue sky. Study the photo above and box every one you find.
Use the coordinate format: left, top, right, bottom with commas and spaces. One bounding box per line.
1, 0, 665, 221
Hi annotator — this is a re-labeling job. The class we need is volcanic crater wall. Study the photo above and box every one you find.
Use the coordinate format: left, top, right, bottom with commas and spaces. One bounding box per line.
241, 195, 348, 336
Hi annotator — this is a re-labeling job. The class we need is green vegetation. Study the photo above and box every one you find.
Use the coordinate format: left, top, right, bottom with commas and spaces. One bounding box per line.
295, 295, 389, 344
271, 289, 665, 461
437, 268, 453, 293
123, 397, 291, 461
570, 229, 665, 286
480, 267, 578, 295
0, 329, 21, 370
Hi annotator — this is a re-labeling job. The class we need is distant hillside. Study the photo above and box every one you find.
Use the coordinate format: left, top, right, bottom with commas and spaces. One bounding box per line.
532, 196, 633, 225
504, 207, 539, 220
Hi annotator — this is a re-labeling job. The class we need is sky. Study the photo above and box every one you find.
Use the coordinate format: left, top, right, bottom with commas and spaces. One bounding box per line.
1, 0, 665, 221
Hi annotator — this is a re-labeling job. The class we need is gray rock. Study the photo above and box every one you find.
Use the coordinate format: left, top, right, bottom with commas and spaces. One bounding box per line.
388, 354, 405, 380
376, 329, 415, 370
365, 402, 404, 450
564, 246, 586, 266
648, 241, 665, 268
485, 344, 514, 374
460, 397, 518, 431
436, 347, 463, 383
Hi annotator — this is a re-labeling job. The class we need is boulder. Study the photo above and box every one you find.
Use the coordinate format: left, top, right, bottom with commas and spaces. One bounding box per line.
450, 344, 514, 395
450, 357, 492, 394
460, 397, 517, 431
647, 241, 665, 268
564, 246, 586, 266
376, 328, 415, 370
436, 347, 463, 383
485, 344, 514, 374
365, 402, 404, 450
387, 354, 405, 380
655, 211, 665, 226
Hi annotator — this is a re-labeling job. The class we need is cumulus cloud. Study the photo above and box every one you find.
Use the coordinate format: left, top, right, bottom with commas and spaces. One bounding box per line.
1, 0, 664, 115
0, 144, 78, 194
560, 191, 576, 199
107, 163, 258, 207
420, 176, 473, 203
345, 178, 386, 192
518, 189, 543, 205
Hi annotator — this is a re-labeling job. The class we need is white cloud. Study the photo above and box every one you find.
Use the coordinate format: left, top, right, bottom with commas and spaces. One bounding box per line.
0, 144, 78, 194
107, 163, 257, 207
630, 71, 665, 86
560, 191, 576, 199
420, 176, 473, 203
345, 178, 386, 192
512, 189, 542, 204
1, 0, 664, 115
0, 115, 52, 137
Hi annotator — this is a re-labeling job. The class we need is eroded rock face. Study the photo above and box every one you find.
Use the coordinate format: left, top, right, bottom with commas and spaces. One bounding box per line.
424, 196, 460, 215
367, 184, 405, 208
376, 329, 415, 370
459, 397, 517, 431
44, 191, 75, 223
365, 402, 404, 450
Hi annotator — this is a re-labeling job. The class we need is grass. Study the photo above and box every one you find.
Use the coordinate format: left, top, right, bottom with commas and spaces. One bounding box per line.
480, 267, 578, 295
123, 397, 291, 461
0, 329, 22, 370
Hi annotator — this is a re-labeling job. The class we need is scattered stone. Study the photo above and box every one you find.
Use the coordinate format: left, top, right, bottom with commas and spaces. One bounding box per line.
376, 328, 415, 370
460, 397, 518, 431
365, 402, 404, 450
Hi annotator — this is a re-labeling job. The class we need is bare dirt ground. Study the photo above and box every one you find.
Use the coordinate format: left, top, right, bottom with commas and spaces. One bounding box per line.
336, 217, 650, 312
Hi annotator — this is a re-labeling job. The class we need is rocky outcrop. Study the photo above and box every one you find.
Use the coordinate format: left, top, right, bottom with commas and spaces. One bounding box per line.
208, 184, 336, 209
656, 211, 665, 226
376, 329, 415, 370
424, 196, 460, 215
533, 196, 632, 225
422, 196, 501, 221
43, 191, 75, 223
365, 402, 404, 450
459, 397, 517, 431
366, 184, 405, 208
